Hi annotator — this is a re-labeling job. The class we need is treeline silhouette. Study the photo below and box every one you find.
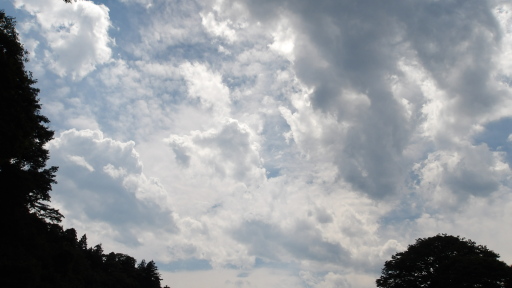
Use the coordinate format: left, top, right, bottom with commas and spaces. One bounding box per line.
3, 213, 163, 288
0, 10, 166, 288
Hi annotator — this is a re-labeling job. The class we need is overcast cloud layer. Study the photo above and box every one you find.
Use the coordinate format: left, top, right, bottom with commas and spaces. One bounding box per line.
3, 0, 512, 287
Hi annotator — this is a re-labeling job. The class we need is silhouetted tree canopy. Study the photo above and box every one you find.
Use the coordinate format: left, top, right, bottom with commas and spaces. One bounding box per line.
138, 260, 163, 288
376, 234, 512, 288
0, 10, 61, 223
0, 10, 166, 287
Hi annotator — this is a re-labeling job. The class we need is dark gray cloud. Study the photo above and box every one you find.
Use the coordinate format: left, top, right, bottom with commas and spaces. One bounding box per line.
444, 165, 499, 197
399, 1, 503, 124
315, 207, 334, 224
442, 145, 502, 197
230, 0, 508, 200
233, 220, 350, 264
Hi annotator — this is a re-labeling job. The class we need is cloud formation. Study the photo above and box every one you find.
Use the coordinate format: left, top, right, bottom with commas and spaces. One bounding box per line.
223, 0, 512, 201
166, 118, 265, 186
6, 0, 512, 287
47, 129, 176, 247
14, 0, 112, 79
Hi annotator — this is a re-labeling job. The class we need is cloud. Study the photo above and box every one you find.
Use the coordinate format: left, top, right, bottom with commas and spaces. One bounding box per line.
160, 268, 305, 288
413, 143, 510, 209
91, 59, 182, 139
200, 11, 237, 43
300, 271, 350, 288
219, 0, 412, 198
180, 61, 232, 116
47, 129, 176, 247
14, 0, 112, 79
124, 0, 207, 58
165, 118, 266, 187
222, 0, 512, 202
233, 219, 350, 264
67, 155, 94, 172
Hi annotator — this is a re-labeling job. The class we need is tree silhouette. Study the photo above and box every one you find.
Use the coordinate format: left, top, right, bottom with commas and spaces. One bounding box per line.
78, 234, 88, 250
138, 260, 163, 288
0, 10, 61, 223
376, 234, 512, 288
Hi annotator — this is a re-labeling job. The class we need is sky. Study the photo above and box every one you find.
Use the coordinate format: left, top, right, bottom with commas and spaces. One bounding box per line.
3, 0, 512, 287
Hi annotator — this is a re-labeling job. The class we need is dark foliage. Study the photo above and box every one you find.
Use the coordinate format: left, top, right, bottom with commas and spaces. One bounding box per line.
1, 214, 163, 288
0, 10, 61, 223
376, 234, 512, 288
0, 10, 164, 288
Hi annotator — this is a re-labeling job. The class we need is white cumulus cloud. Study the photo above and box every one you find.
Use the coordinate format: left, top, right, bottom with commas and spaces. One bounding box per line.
14, 0, 112, 79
